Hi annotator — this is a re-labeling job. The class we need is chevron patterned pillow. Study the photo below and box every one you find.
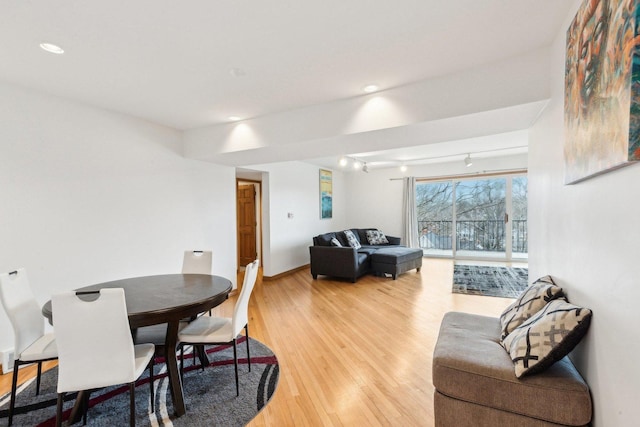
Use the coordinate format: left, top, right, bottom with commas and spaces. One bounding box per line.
499, 276, 565, 339
501, 299, 592, 378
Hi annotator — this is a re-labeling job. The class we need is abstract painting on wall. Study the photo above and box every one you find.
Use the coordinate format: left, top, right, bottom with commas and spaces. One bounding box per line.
320, 169, 333, 219
564, 0, 640, 184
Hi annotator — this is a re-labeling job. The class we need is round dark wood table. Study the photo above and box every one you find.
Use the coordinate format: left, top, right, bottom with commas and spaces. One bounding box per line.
42, 274, 232, 418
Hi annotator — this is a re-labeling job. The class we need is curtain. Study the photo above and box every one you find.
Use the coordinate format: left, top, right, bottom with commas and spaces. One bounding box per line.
402, 176, 419, 248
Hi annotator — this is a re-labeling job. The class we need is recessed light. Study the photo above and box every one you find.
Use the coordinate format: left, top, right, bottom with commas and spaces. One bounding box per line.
363, 84, 379, 93
228, 116, 241, 122
39, 43, 64, 54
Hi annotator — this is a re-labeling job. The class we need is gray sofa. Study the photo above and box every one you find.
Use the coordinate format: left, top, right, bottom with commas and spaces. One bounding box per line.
433, 312, 592, 426
309, 228, 422, 282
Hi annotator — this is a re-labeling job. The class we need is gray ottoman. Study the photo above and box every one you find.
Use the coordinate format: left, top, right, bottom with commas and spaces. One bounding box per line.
371, 247, 423, 279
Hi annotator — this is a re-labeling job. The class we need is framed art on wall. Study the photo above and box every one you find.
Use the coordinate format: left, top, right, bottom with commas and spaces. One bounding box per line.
320, 169, 332, 219
564, 0, 640, 184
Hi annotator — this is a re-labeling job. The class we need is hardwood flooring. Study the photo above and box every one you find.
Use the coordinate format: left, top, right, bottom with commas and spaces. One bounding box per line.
0, 258, 513, 426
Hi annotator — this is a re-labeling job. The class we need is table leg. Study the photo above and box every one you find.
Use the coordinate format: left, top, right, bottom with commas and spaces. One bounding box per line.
67, 390, 89, 425
164, 320, 186, 416
195, 345, 210, 368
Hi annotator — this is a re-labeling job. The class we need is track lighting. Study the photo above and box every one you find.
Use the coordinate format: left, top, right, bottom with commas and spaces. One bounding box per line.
464, 154, 473, 167
338, 156, 370, 172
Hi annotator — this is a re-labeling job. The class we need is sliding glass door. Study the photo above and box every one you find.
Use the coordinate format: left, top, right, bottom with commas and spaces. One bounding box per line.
417, 174, 527, 261
417, 181, 454, 257
455, 178, 506, 258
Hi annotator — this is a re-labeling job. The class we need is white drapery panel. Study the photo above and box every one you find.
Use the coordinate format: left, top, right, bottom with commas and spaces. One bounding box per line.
402, 176, 419, 248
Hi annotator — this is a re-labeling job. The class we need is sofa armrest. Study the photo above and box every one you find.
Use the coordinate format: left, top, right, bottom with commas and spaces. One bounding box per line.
309, 246, 360, 281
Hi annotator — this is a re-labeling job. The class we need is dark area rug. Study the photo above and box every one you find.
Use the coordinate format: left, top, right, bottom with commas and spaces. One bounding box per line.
0, 337, 279, 427
453, 264, 528, 298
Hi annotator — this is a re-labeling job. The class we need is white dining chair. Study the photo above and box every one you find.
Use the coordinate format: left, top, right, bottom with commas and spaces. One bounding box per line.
0, 268, 58, 427
182, 250, 212, 275
182, 249, 213, 315
52, 288, 155, 427
178, 259, 259, 396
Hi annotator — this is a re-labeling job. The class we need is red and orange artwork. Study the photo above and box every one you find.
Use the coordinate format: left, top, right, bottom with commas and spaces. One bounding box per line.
564, 0, 640, 183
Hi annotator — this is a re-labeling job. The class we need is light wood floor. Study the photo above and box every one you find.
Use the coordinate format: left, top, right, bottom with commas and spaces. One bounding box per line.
0, 258, 513, 426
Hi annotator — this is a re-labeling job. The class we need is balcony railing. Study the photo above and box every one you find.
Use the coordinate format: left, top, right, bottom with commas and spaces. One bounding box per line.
418, 220, 527, 253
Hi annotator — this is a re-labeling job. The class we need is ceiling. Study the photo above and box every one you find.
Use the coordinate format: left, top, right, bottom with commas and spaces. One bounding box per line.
0, 1, 573, 169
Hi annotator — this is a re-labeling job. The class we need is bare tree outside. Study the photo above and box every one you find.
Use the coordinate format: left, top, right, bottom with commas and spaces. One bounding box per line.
416, 182, 453, 252
455, 179, 506, 251
416, 176, 528, 255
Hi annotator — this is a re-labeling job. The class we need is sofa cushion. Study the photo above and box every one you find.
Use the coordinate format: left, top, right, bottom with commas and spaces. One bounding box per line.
315, 232, 337, 246
433, 312, 592, 426
343, 229, 361, 249
357, 247, 378, 256
501, 299, 592, 378
366, 229, 389, 245
499, 276, 565, 339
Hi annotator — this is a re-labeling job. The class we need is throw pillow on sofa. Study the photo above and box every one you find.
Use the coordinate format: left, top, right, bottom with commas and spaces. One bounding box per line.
330, 237, 342, 247
501, 299, 592, 378
343, 230, 361, 249
366, 229, 389, 245
499, 275, 565, 339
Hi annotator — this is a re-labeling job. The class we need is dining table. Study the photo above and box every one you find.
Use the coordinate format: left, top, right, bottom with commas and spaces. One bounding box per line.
41, 273, 232, 419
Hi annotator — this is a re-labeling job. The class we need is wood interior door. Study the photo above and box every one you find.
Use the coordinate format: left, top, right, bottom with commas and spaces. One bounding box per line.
237, 184, 257, 267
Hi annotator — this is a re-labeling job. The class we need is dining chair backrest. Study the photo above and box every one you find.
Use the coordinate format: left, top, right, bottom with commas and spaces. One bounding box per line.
182, 250, 212, 275
0, 269, 45, 358
232, 259, 259, 336
52, 288, 137, 393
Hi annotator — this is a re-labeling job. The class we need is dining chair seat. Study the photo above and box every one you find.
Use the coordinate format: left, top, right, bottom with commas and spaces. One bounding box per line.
19, 333, 57, 361
178, 317, 232, 342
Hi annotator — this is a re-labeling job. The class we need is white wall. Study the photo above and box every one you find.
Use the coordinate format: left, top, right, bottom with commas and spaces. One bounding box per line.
0, 82, 237, 353
243, 161, 347, 277
528, 2, 640, 425
345, 154, 528, 239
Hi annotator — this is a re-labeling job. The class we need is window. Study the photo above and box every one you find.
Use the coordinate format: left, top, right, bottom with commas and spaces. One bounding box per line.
416, 174, 527, 260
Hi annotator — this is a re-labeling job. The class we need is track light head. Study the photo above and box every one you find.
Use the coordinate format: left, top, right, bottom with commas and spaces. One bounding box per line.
362, 163, 369, 173
464, 154, 473, 167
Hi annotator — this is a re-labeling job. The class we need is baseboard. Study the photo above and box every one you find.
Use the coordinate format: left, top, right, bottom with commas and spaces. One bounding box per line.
263, 264, 309, 281
0, 349, 15, 374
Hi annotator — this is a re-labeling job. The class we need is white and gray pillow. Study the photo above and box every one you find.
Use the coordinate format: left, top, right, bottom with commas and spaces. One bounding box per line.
366, 229, 389, 245
499, 276, 565, 339
330, 237, 342, 247
501, 299, 592, 377
342, 229, 361, 249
